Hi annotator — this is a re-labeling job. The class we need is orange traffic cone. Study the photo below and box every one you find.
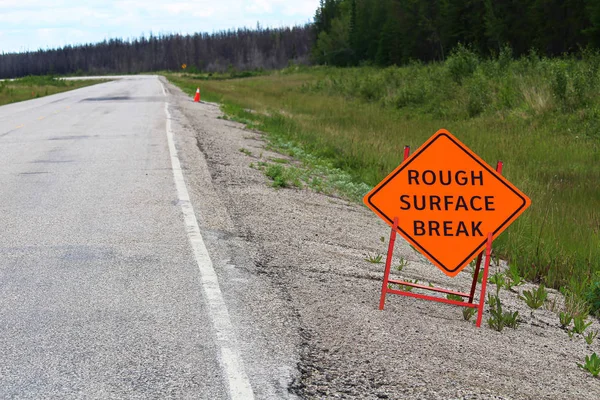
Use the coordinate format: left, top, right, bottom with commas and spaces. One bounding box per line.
193, 88, 200, 102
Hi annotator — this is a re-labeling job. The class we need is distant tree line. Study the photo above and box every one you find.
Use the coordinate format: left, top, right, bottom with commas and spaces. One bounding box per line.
313, 0, 600, 66
5, 1, 600, 78
0, 25, 312, 79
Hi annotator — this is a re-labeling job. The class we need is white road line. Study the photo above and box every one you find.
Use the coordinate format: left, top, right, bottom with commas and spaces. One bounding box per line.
161, 81, 255, 400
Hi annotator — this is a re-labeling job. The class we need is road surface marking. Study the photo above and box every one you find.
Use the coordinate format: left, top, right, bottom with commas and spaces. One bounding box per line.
161, 81, 255, 400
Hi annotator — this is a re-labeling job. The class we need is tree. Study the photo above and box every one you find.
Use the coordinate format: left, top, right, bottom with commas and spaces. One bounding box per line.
0, 26, 313, 79
314, 14, 353, 66
584, 0, 600, 47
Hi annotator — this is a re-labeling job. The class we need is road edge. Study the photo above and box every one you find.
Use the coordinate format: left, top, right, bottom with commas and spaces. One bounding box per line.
160, 78, 255, 400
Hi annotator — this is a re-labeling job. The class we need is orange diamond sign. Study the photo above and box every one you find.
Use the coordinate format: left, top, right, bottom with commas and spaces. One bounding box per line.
364, 129, 531, 277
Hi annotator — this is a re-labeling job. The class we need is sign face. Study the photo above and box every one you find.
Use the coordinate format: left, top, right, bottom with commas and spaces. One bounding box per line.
364, 129, 531, 277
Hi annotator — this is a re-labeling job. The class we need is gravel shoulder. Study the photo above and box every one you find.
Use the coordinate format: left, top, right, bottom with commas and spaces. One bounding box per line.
164, 78, 600, 399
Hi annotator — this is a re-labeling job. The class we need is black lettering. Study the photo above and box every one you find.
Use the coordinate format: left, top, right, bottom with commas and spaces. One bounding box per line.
444, 196, 454, 210
430, 195, 441, 211
471, 170, 484, 185
414, 220, 425, 236
485, 196, 495, 211
414, 195, 426, 211
400, 195, 411, 210
429, 221, 440, 236
456, 221, 469, 236
440, 171, 452, 185
471, 221, 483, 236
422, 170, 436, 185
470, 196, 482, 211
443, 221, 453, 236
455, 196, 468, 211
408, 170, 419, 185
456, 170, 468, 185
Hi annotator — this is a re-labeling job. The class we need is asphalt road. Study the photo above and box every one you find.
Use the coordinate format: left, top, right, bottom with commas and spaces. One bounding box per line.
0, 76, 256, 399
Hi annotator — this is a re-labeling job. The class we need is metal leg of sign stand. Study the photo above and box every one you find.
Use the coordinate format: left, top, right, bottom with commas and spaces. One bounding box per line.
475, 233, 493, 328
468, 252, 484, 303
379, 216, 399, 311
468, 161, 503, 304
378, 147, 501, 328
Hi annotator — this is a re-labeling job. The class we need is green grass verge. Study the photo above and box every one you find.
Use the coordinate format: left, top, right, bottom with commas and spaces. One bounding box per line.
0, 76, 105, 106
164, 54, 600, 306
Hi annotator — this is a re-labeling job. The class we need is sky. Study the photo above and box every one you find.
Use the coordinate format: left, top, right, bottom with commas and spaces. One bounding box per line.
0, 0, 319, 54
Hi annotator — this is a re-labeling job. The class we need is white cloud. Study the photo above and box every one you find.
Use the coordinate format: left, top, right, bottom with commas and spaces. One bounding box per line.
244, 0, 315, 16
282, 2, 319, 17
0, 0, 319, 53
163, 2, 195, 15
245, 0, 276, 14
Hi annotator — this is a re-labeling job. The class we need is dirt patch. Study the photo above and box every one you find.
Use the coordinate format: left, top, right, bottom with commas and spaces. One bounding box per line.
167, 80, 600, 399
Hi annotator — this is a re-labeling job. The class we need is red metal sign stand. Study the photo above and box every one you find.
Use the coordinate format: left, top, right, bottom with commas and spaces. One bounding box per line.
378, 146, 503, 328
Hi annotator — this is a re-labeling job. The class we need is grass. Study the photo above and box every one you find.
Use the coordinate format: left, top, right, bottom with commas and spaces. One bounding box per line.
463, 307, 476, 321
519, 285, 548, 309
0, 76, 104, 106
488, 293, 520, 331
578, 353, 600, 377
585, 330, 598, 345
164, 49, 600, 303
365, 253, 383, 264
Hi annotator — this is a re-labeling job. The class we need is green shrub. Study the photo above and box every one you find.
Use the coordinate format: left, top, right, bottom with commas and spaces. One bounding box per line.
465, 73, 490, 117
497, 45, 513, 71
446, 44, 480, 84
463, 307, 476, 321
519, 285, 548, 309
585, 330, 598, 345
551, 62, 568, 104
585, 274, 600, 316
559, 311, 573, 329
446, 294, 464, 302
488, 294, 520, 331
265, 164, 291, 188
487, 272, 519, 332
392, 85, 426, 109
578, 353, 600, 377
572, 315, 593, 335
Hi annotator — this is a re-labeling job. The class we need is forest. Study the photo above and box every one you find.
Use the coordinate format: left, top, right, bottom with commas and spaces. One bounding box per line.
313, 0, 600, 66
2, 1, 600, 78
0, 26, 311, 79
